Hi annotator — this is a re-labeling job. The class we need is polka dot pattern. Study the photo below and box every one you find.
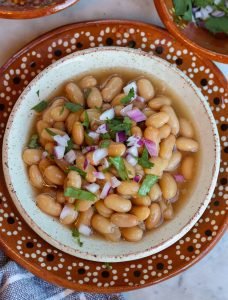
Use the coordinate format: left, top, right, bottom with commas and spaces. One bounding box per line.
0, 21, 227, 293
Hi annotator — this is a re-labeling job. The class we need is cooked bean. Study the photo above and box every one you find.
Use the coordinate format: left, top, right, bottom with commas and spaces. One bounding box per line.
56, 190, 66, 204
38, 158, 53, 174
65, 82, 85, 105
36, 120, 49, 135
36, 194, 62, 217
44, 142, 55, 155
144, 157, 168, 177
85, 165, 97, 183
160, 173, 177, 200
104, 194, 132, 212
124, 159, 136, 179
42, 107, 55, 124
108, 142, 126, 157
79, 75, 97, 89
111, 213, 138, 227
42, 187, 57, 198
41, 128, 65, 142
146, 112, 169, 128
132, 195, 151, 206
28, 165, 44, 189
72, 121, 84, 145
105, 227, 121, 242
145, 203, 162, 229
179, 118, 194, 138
50, 97, 65, 108
135, 164, 144, 178
111, 93, 126, 106
95, 200, 113, 218
181, 156, 194, 180
91, 214, 116, 234
130, 206, 150, 221
76, 207, 94, 227
117, 181, 139, 196
143, 107, 156, 117
114, 105, 124, 116
165, 151, 182, 172
159, 198, 168, 213
66, 111, 82, 133
60, 204, 78, 225
87, 87, 103, 108
159, 134, 176, 160
44, 165, 66, 185
53, 121, 66, 131
163, 203, 174, 220
176, 137, 199, 152
159, 124, 171, 140
23, 149, 43, 165
76, 200, 93, 212
101, 77, 123, 102
137, 78, 155, 101
122, 226, 143, 242
131, 126, 142, 137
50, 105, 69, 122
80, 109, 100, 122
148, 96, 172, 110
161, 105, 179, 135
144, 126, 160, 144
149, 183, 162, 201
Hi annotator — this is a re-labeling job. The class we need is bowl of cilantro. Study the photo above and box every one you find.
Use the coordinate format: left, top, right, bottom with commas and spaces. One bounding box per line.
155, 0, 228, 63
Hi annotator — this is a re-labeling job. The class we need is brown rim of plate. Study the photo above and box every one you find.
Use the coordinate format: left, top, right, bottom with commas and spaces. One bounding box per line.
0, 0, 80, 19
0, 20, 227, 293
154, 0, 228, 64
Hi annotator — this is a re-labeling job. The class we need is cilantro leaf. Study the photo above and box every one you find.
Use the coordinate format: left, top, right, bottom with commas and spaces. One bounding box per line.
138, 148, 154, 168
205, 16, 228, 34
173, 0, 192, 21
193, 0, 214, 8
66, 166, 86, 178
109, 156, 129, 181
28, 134, 40, 149
72, 228, 83, 247
106, 117, 132, 137
82, 111, 90, 129
120, 88, 135, 105
100, 140, 111, 148
65, 139, 74, 153
138, 175, 158, 196
101, 133, 111, 139
45, 128, 56, 136
64, 102, 83, 112
31, 100, 48, 112
64, 187, 96, 201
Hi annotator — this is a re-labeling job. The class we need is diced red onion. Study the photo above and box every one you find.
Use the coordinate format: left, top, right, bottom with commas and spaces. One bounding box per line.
102, 158, 109, 169
64, 150, 76, 164
96, 124, 107, 134
99, 108, 115, 121
111, 176, 121, 188
200, 7, 210, 20
123, 81, 137, 100
93, 171, 105, 179
127, 135, 142, 147
127, 145, 138, 157
135, 96, 145, 103
88, 131, 99, 140
133, 174, 142, 183
93, 148, 108, 165
143, 138, 158, 157
78, 224, 92, 236
211, 10, 225, 17
42, 151, 48, 159
85, 183, 100, 193
83, 158, 89, 170
126, 154, 138, 166
120, 104, 133, 116
54, 145, 65, 159
116, 131, 126, 143
195, 11, 202, 19
168, 190, 180, 203
127, 108, 146, 122
174, 174, 185, 183
53, 134, 70, 147
100, 182, 111, 199
82, 146, 98, 154
60, 204, 78, 224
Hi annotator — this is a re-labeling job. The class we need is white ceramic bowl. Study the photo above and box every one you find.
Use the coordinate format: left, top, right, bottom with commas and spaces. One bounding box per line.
2, 47, 220, 262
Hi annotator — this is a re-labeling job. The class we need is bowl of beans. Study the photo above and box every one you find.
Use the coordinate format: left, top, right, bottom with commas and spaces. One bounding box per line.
2, 47, 220, 262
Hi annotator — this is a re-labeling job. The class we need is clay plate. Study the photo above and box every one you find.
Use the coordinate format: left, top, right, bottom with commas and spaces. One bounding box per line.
154, 0, 228, 63
0, 20, 227, 292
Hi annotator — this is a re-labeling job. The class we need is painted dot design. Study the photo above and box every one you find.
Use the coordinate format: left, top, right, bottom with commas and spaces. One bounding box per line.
0, 22, 227, 292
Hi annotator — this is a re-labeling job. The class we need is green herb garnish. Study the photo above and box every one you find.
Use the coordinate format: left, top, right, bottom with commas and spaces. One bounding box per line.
64, 102, 83, 112
138, 175, 158, 196
28, 134, 40, 149
65, 138, 74, 153
100, 140, 111, 148
72, 228, 83, 247
66, 166, 86, 178
138, 148, 154, 169
31, 100, 48, 113
64, 187, 97, 201
120, 88, 135, 105
45, 128, 56, 136
101, 133, 111, 139
106, 117, 132, 137
82, 111, 90, 129
173, 0, 192, 21
109, 156, 129, 181
104, 262, 111, 270
205, 16, 228, 34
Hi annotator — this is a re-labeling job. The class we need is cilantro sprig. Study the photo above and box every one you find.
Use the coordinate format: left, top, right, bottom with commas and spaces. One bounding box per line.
66, 166, 86, 178
109, 156, 129, 181
120, 88, 135, 105
72, 228, 83, 247
31, 100, 48, 113
27, 134, 40, 149
138, 148, 154, 169
138, 175, 158, 196
64, 187, 96, 201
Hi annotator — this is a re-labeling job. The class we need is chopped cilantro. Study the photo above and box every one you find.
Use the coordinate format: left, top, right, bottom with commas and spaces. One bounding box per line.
45, 128, 56, 136
66, 166, 86, 178
64, 187, 96, 201
72, 228, 83, 247
120, 88, 135, 105
65, 139, 74, 153
100, 140, 111, 148
109, 156, 129, 181
82, 111, 90, 129
64, 102, 83, 112
138, 175, 158, 196
138, 148, 154, 169
31, 100, 48, 113
106, 117, 132, 137
27, 134, 40, 149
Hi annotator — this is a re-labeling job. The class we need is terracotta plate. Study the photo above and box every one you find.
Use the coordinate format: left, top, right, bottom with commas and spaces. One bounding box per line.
0, 20, 227, 293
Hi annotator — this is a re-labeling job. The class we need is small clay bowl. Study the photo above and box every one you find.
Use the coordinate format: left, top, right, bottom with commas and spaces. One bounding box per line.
154, 0, 228, 63
0, 0, 80, 19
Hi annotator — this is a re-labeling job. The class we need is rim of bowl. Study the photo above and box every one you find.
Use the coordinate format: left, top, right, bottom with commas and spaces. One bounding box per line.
2, 46, 221, 262
0, 0, 79, 19
154, 0, 228, 64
